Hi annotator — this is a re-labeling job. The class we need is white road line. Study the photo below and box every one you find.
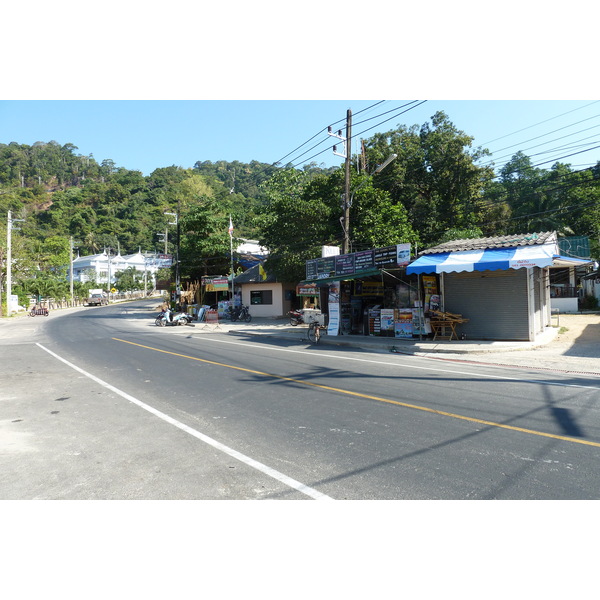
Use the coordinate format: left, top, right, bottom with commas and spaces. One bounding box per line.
191, 336, 600, 392
36, 343, 333, 501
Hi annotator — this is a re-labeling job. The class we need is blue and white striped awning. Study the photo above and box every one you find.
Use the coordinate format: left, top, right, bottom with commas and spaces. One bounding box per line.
406, 244, 557, 275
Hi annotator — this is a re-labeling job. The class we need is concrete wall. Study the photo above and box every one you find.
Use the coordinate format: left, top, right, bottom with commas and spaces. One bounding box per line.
551, 297, 579, 313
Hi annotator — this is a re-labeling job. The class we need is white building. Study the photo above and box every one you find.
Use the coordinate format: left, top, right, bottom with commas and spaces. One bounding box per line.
72, 250, 169, 288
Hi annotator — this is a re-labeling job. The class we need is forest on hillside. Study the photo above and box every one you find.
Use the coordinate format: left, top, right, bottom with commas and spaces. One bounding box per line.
1, 111, 599, 304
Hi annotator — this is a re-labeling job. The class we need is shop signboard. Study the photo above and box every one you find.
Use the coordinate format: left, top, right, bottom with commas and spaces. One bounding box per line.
374, 245, 397, 268
203, 277, 229, 291
355, 281, 383, 296
397, 243, 411, 267
354, 250, 374, 272
297, 283, 319, 296
316, 257, 335, 279
368, 307, 381, 335
8, 294, 19, 313
306, 257, 336, 279
306, 243, 412, 280
335, 254, 355, 276
305, 259, 318, 279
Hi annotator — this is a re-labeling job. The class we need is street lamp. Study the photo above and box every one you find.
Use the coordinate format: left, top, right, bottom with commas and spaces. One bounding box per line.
374, 153, 398, 174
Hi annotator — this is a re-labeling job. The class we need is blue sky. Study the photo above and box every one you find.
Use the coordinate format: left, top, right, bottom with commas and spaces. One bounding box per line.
1, 100, 598, 177
2, 4, 597, 178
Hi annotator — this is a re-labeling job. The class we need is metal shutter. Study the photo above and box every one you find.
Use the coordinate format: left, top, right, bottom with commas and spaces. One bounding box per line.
443, 269, 530, 340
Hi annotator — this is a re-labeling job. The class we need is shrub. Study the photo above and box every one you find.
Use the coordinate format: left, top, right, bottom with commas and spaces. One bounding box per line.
579, 294, 599, 311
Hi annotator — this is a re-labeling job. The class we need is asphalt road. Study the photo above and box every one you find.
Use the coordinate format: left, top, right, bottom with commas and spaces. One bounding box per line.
2, 299, 600, 501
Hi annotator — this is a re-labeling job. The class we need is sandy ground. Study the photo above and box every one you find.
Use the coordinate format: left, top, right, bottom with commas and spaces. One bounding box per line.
440, 312, 600, 374
550, 312, 600, 345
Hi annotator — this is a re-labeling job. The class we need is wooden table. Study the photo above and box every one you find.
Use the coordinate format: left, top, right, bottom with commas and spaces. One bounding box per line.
429, 310, 469, 341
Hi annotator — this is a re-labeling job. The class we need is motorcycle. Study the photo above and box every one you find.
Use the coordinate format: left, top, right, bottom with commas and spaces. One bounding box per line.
155, 309, 194, 327
225, 304, 252, 323
288, 309, 304, 326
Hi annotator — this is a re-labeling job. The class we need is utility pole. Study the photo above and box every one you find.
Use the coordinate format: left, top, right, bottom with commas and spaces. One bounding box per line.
343, 109, 352, 254
70, 236, 74, 304
328, 110, 353, 254
6, 211, 11, 317
165, 211, 180, 301
69, 236, 81, 305
5, 210, 24, 316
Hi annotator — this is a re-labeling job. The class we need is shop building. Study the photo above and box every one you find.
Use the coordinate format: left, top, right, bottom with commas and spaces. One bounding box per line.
406, 232, 595, 341
298, 233, 595, 342
234, 262, 297, 318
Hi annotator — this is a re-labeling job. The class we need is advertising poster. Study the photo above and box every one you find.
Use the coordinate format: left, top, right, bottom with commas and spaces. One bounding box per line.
395, 309, 413, 338
412, 308, 430, 335
396, 243, 411, 267
380, 308, 395, 331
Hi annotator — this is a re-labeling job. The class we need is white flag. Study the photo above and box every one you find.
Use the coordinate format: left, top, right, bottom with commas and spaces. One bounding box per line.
228, 216, 234, 237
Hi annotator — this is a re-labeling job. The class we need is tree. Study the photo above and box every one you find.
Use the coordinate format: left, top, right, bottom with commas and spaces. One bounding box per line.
178, 196, 234, 279
113, 266, 144, 292
363, 111, 495, 246
347, 172, 418, 251
258, 169, 332, 282
259, 168, 418, 282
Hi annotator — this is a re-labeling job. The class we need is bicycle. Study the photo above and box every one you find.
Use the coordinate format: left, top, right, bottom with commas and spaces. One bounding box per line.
307, 321, 324, 344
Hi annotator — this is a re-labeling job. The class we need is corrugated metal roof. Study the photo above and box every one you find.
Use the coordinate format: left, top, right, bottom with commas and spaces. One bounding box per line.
234, 263, 276, 284
419, 232, 557, 255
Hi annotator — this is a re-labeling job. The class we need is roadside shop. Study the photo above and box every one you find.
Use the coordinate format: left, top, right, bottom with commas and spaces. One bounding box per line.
298, 243, 427, 338
405, 231, 591, 341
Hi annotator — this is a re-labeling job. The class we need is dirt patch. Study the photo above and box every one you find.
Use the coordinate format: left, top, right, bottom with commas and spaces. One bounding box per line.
551, 312, 600, 346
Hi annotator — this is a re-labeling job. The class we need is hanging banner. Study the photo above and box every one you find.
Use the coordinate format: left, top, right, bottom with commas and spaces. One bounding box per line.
327, 281, 340, 336
146, 254, 173, 267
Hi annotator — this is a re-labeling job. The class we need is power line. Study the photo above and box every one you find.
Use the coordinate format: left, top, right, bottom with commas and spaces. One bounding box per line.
288, 101, 428, 169
270, 100, 388, 167
284, 101, 424, 169
481, 113, 600, 173
480, 100, 600, 146
481, 123, 600, 168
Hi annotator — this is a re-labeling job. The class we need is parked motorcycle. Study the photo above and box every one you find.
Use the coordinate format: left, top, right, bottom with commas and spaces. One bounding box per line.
29, 305, 50, 317
225, 304, 252, 323
155, 309, 193, 327
288, 309, 304, 326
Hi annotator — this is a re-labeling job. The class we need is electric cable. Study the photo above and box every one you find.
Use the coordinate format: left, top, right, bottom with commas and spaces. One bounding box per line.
282, 101, 425, 169
480, 100, 600, 146
479, 113, 600, 170
289, 101, 428, 169
270, 100, 388, 167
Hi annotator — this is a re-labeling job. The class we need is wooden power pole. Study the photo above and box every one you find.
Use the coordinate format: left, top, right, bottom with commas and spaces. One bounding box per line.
342, 109, 352, 254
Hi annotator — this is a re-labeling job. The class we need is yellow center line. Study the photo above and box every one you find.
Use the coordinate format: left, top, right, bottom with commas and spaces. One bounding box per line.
112, 337, 600, 449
